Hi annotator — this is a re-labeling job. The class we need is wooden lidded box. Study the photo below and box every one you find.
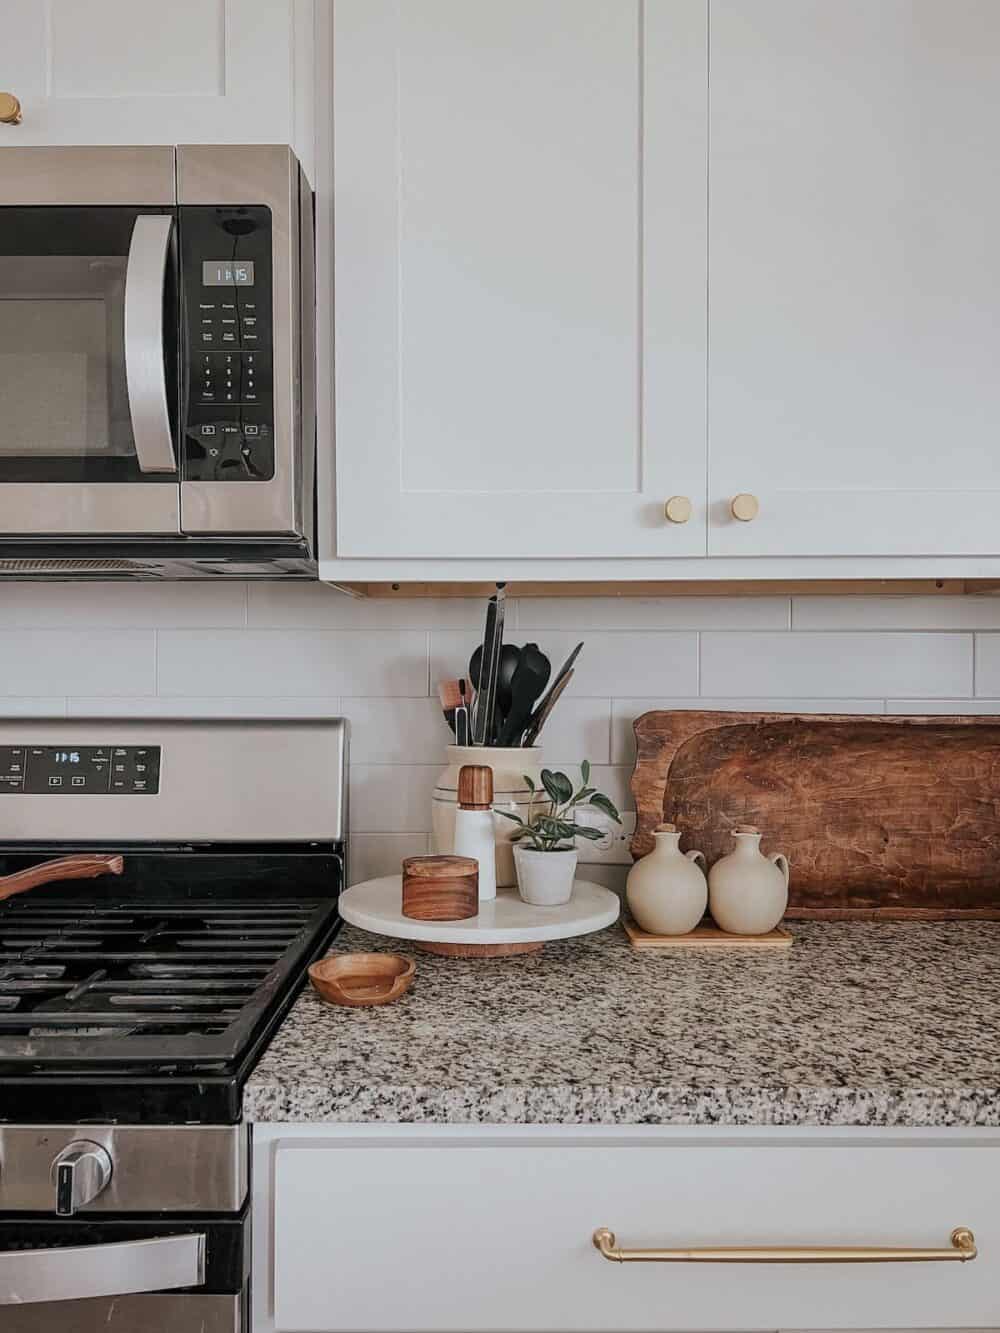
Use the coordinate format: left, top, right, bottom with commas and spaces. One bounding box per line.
401, 855, 478, 921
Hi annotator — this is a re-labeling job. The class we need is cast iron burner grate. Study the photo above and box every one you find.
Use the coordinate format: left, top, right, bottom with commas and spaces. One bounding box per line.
0, 898, 332, 1064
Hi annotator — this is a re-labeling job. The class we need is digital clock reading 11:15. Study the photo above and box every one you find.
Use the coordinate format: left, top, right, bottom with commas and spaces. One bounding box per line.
202, 260, 255, 286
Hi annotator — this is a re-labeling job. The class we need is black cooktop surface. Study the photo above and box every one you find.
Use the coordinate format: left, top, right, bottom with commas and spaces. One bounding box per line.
0, 846, 341, 1123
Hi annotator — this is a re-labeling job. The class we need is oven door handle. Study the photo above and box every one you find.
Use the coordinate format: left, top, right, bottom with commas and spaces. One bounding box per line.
124, 213, 178, 474
0, 1233, 205, 1305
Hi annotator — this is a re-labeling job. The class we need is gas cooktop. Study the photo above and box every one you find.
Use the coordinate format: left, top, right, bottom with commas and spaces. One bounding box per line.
0, 717, 347, 1124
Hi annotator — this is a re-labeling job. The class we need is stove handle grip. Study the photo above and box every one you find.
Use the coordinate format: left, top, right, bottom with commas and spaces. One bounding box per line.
0, 1233, 206, 1305
0, 854, 124, 903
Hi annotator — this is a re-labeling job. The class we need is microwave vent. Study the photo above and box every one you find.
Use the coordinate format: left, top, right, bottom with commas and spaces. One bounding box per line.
0, 558, 157, 575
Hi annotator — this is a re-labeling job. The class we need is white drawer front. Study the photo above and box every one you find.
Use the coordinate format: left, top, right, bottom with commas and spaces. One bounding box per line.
273, 1141, 998, 1332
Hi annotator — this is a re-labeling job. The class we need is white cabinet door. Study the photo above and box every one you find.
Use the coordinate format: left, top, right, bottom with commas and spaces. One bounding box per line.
332, 0, 707, 560
708, 0, 1000, 558
0, 0, 300, 147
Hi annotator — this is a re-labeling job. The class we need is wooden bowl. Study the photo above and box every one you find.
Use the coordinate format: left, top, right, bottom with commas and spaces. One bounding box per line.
308, 952, 415, 1007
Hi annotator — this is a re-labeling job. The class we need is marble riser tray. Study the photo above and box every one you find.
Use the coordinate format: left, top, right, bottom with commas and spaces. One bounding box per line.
338, 876, 619, 957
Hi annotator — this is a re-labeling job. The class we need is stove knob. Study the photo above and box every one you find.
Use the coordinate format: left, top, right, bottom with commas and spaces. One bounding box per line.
50, 1140, 113, 1216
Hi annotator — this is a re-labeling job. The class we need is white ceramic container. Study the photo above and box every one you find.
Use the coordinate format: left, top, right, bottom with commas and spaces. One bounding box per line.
513, 846, 578, 907
626, 823, 707, 935
432, 746, 542, 888
708, 825, 790, 935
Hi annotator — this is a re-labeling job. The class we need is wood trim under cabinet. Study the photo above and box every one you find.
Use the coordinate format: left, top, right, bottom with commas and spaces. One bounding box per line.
330, 578, 995, 599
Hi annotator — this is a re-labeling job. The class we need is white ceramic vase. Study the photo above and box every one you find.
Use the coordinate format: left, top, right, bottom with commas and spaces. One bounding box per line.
626, 823, 707, 935
708, 825, 790, 935
431, 746, 542, 888
513, 845, 578, 907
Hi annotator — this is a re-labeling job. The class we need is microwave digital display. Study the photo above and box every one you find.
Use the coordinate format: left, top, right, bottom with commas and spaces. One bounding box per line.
202, 260, 255, 286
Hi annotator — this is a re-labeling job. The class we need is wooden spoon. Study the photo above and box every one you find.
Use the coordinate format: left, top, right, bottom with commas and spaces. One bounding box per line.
0, 854, 124, 904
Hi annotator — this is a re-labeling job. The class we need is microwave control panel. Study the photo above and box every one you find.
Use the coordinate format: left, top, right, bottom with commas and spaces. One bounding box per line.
180, 205, 274, 482
0, 746, 161, 795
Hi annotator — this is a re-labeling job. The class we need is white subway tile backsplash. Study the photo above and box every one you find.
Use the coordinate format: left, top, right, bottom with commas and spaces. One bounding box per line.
517, 596, 790, 631
157, 630, 428, 697
349, 833, 429, 886
975, 636, 1000, 697
431, 631, 698, 698
793, 596, 1000, 631
0, 631, 154, 696
0, 699, 68, 717
0, 582, 246, 629
610, 697, 888, 764
885, 699, 1000, 714
249, 583, 485, 629
67, 696, 343, 718
0, 582, 994, 856
350, 765, 440, 833
341, 699, 449, 764
530, 697, 612, 765
700, 633, 972, 699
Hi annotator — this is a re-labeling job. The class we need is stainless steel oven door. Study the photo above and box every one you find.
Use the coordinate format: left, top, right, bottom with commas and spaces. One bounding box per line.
3, 1293, 243, 1333
0, 147, 181, 537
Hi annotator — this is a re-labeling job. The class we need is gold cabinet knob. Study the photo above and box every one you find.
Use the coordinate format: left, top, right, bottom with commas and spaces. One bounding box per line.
730, 493, 760, 522
0, 93, 22, 125
664, 495, 692, 524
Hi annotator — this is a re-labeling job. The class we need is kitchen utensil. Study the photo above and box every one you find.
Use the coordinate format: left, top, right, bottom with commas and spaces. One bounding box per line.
308, 953, 416, 1007
437, 679, 463, 734
521, 668, 574, 747
0, 854, 124, 904
470, 588, 507, 745
401, 854, 479, 921
623, 919, 792, 950
708, 825, 789, 935
498, 642, 551, 746
453, 765, 496, 902
631, 709, 1000, 919
546, 641, 584, 701
455, 678, 470, 746
470, 643, 520, 742
625, 822, 707, 935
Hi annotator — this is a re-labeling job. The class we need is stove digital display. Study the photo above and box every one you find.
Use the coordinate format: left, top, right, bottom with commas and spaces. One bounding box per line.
0, 745, 161, 795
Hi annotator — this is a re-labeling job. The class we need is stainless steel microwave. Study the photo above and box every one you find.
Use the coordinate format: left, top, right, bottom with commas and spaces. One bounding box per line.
0, 145, 315, 579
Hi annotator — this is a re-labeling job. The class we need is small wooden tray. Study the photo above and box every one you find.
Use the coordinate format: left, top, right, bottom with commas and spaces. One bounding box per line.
309, 952, 416, 1006
623, 919, 792, 950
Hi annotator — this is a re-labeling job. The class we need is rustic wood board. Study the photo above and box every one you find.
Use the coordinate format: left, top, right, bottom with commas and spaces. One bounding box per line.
623, 919, 793, 950
630, 711, 1000, 918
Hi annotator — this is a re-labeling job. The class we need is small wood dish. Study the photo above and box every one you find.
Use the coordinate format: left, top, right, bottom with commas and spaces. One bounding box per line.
308, 953, 415, 1007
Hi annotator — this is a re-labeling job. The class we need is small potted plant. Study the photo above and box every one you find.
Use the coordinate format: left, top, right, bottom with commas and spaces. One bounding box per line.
499, 761, 621, 906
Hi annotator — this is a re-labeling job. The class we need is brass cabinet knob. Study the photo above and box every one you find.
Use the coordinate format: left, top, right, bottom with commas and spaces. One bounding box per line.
0, 93, 22, 125
730, 493, 760, 522
664, 495, 692, 524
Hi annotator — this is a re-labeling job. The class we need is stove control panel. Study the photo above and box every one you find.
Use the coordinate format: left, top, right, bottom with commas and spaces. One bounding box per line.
0, 746, 161, 795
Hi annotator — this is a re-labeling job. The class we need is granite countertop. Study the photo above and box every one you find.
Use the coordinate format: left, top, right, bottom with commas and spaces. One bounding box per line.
243, 917, 1000, 1127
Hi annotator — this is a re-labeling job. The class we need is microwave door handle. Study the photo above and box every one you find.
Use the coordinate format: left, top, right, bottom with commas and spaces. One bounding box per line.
0, 1233, 205, 1305
124, 214, 177, 473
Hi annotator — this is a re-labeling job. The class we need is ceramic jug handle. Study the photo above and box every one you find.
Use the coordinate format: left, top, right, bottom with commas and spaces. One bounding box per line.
685, 850, 707, 871
770, 853, 790, 887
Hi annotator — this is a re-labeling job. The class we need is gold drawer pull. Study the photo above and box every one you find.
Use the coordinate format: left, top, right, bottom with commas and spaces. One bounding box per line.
593, 1227, 977, 1265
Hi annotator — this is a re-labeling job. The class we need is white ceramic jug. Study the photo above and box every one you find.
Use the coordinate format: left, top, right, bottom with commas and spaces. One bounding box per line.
626, 822, 707, 935
708, 825, 789, 935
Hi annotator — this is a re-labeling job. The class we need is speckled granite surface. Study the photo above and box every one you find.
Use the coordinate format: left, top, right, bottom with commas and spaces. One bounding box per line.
243, 918, 1000, 1126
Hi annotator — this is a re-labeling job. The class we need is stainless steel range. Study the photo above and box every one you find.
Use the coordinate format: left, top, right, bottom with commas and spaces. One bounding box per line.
0, 717, 347, 1332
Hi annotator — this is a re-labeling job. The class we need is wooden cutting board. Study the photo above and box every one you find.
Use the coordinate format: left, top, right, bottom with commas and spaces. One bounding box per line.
631, 711, 1000, 918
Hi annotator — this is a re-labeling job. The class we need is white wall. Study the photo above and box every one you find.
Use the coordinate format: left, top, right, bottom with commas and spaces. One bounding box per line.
2, 583, 998, 885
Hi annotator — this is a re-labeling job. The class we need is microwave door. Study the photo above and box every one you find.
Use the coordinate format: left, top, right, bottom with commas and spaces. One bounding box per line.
0, 203, 181, 538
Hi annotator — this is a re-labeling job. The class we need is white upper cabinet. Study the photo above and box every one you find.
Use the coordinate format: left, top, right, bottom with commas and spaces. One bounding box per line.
708, 0, 1000, 558
331, 0, 707, 560
0, 0, 303, 150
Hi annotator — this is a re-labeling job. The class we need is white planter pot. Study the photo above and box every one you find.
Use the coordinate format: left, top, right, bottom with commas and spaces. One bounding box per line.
432, 746, 542, 888
513, 845, 578, 907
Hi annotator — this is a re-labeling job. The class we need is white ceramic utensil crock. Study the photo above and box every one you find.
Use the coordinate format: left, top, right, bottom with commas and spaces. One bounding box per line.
626, 822, 707, 935
708, 825, 790, 935
432, 746, 542, 888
